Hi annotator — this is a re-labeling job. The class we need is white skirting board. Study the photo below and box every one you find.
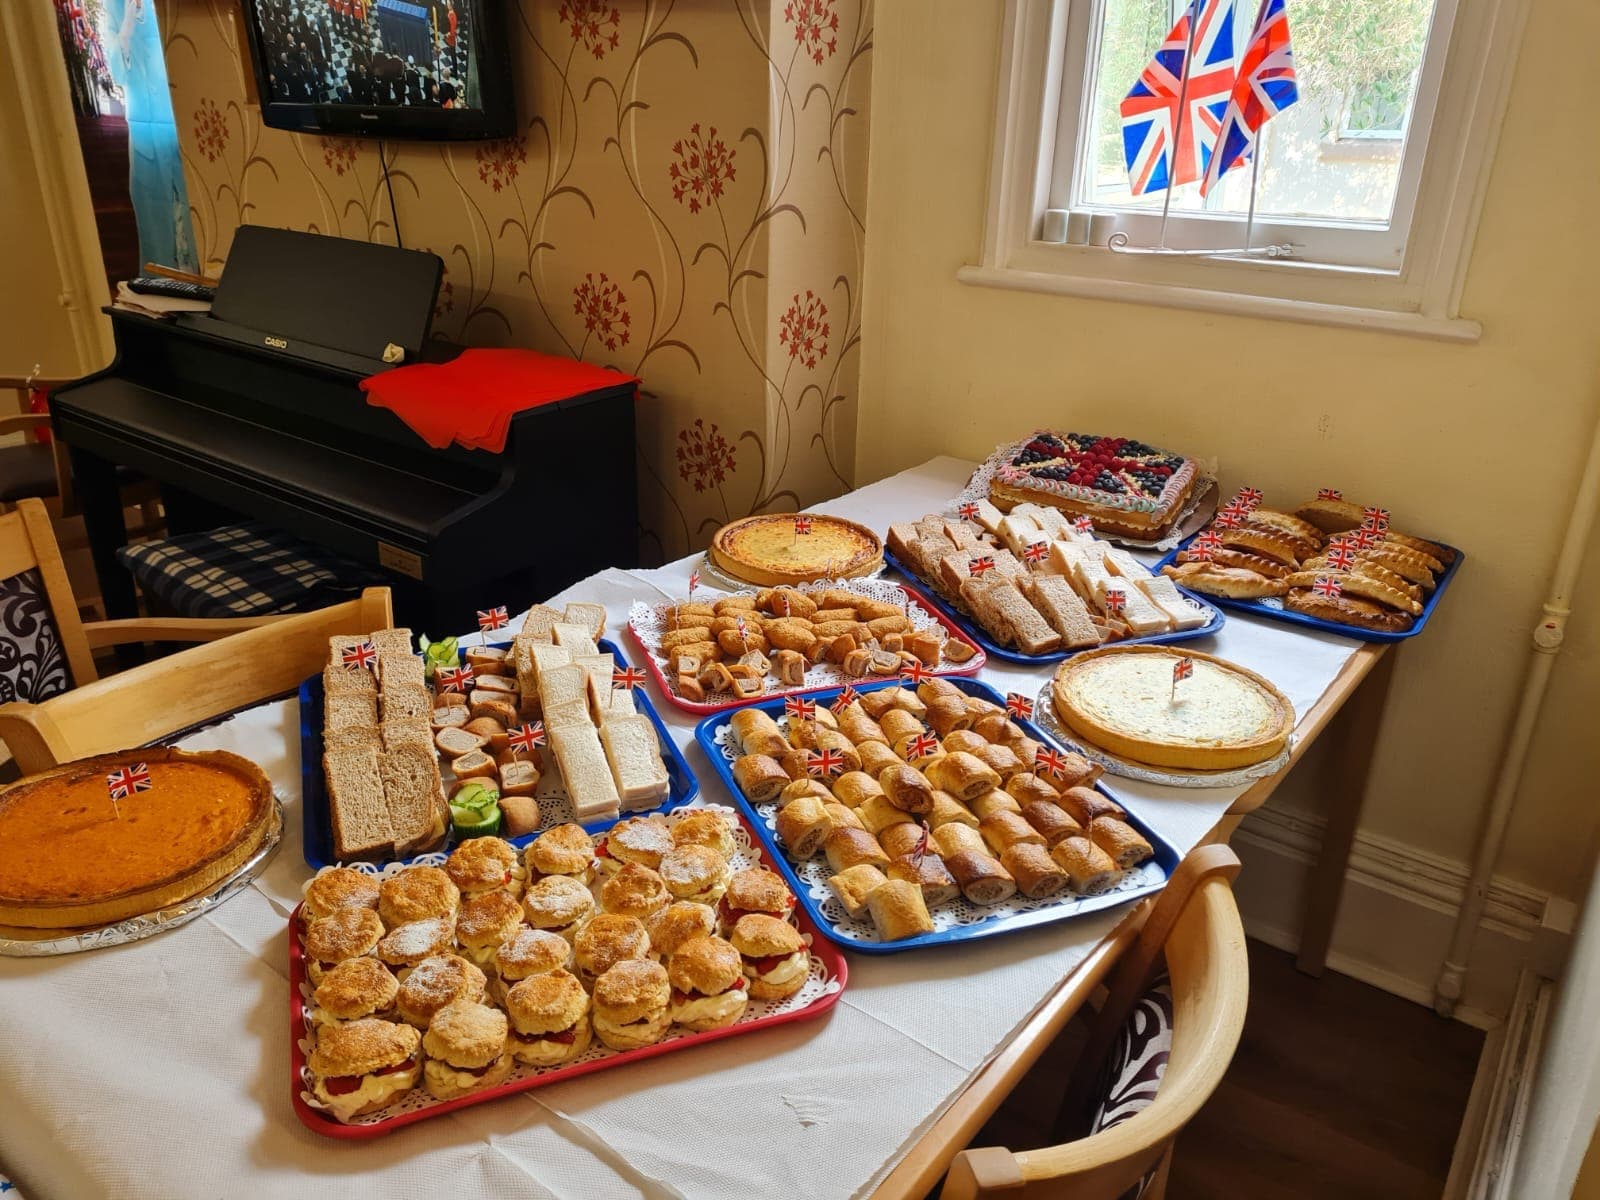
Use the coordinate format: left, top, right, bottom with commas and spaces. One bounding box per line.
1231, 804, 1548, 1028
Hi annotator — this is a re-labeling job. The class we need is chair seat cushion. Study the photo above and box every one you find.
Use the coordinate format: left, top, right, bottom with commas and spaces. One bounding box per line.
1090, 978, 1174, 1199
115, 523, 389, 619
0, 567, 71, 703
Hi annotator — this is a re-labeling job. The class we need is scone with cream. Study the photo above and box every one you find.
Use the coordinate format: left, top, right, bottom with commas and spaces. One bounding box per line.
378, 865, 460, 927
446, 836, 527, 900
522, 874, 596, 943
308, 957, 399, 1030
729, 914, 808, 1001
667, 935, 749, 1032
301, 866, 380, 923
454, 890, 524, 968
592, 959, 672, 1050
422, 1001, 513, 1100
573, 914, 651, 989
495, 927, 574, 1000
303, 907, 385, 985
645, 901, 718, 960
524, 823, 597, 886
598, 862, 671, 921
658, 845, 733, 906
505, 969, 593, 1067
396, 954, 487, 1029
594, 815, 672, 877
308, 1018, 421, 1122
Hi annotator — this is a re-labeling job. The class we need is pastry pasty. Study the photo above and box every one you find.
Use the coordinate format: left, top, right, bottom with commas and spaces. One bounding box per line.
866, 878, 935, 940
944, 849, 1018, 905
1176, 546, 1295, 579
733, 754, 790, 804
1284, 590, 1413, 632
1160, 562, 1288, 599
1051, 836, 1120, 895
1089, 816, 1153, 869
1000, 842, 1069, 900
925, 751, 1003, 802
1280, 571, 1421, 615
827, 863, 888, 921
775, 797, 834, 858
1218, 526, 1303, 566
1242, 508, 1325, 546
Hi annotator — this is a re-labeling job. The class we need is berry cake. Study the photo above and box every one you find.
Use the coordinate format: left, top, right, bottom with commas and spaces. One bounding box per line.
989, 431, 1200, 539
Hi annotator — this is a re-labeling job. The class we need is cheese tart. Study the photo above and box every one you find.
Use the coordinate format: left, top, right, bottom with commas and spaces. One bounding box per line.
1052, 647, 1294, 771
709, 514, 884, 587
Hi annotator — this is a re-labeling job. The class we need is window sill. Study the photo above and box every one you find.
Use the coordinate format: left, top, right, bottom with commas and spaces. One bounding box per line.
955, 261, 1483, 344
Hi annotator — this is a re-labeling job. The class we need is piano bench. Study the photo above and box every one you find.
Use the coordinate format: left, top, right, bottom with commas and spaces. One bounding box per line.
115, 522, 389, 620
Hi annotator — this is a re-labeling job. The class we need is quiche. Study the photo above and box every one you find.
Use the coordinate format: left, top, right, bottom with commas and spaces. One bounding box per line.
989, 431, 1200, 539
0, 747, 276, 930
709, 514, 884, 587
1052, 646, 1293, 771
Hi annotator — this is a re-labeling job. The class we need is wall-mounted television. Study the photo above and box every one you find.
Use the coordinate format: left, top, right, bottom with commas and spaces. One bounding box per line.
239, 0, 514, 140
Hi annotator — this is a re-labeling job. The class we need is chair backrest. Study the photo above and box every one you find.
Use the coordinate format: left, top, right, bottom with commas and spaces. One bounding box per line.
0, 586, 393, 775
940, 845, 1248, 1200
0, 497, 98, 689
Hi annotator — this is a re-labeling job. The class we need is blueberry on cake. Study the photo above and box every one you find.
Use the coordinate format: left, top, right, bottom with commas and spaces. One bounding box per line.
988, 432, 1200, 539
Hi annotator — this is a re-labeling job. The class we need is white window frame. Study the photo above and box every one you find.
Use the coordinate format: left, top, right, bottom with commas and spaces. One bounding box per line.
960, 0, 1533, 341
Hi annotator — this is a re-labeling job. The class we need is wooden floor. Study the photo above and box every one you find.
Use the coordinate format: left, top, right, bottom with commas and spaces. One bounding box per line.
963, 939, 1484, 1199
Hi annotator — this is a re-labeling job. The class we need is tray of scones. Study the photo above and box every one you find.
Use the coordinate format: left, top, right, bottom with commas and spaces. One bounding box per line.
289, 804, 847, 1137
627, 578, 985, 714
694, 676, 1178, 952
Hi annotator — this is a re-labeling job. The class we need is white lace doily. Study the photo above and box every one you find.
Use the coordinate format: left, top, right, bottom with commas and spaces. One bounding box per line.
706, 726, 1164, 945
627, 578, 983, 708
1031, 681, 1294, 788
295, 805, 844, 1128
957, 436, 1220, 551
1, 798, 286, 958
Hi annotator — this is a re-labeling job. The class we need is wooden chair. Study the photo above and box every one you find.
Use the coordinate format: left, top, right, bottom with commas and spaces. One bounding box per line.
0, 584, 392, 775
940, 845, 1247, 1200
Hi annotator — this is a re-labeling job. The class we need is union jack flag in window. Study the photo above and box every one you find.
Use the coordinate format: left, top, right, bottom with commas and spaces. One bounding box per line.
1121, 0, 1238, 195
1201, 0, 1298, 196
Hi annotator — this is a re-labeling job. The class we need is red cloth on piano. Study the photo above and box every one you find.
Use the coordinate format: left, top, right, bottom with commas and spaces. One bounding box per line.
360, 348, 638, 454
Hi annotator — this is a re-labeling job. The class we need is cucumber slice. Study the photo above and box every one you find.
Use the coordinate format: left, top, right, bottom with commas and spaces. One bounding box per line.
451, 782, 499, 812
451, 803, 503, 840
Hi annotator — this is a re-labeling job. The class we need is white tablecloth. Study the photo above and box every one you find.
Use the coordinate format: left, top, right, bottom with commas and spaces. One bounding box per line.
0, 457, 1364, 1200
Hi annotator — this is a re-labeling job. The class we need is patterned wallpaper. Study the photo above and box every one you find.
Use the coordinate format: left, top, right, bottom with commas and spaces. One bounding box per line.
158, 0, 873, 564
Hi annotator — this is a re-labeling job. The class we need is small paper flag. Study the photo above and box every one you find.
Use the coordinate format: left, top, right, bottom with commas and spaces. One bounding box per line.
1004, 692, 1033, 719
1172, 657, 1194, 683
829, 685, 861, 714
1023, 541, 1049, 565
784, 696, 817, 720
806, 748, 845, 778
900, 661, 933, 685
340, 640, 377, 671
1034, 747, 1068, 780
1317, 488, 1343, 501
437, 665, 474, 693
1104, 588, 1127, 615
612, 666, 647, 690
794, 515, 814, 536
508, 723, 546, 755
1326, 541, 1356, 570
905, 731, 940, 760
957, 502, 981, 522
1071, 516, 1095, 535
688, 570, 700, 595
106, 762, 151, 801
968, 555, 996, 577
1312, 575, 1343, 599
476, 606, 509, 632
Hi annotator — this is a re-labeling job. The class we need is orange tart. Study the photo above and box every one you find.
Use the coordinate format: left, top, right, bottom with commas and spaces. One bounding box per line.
1052, 646, 1294, 771
709, 514, 884, 587
0, 748, 276, 930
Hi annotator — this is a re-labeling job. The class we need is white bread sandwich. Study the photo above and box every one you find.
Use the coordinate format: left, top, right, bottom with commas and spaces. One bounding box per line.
599, 716, 670, 812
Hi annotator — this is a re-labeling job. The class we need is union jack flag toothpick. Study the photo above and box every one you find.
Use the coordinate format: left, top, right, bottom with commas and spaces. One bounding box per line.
829, 685, 860, 714
1238, 486, 1263, 508
968, 555, 996, 577
784, 696, 817, 721
900, 661, 933, 685
688, 569, 700, 595
341, 640, 378, 671
1071, 516, 1095, 535
1172, 657, 1194, 683
1353, 527, 1379, 550
794, 515, 814, 536
476, 606, 509, 632
106, 762, 151, 801
1220, 500, 1251, 522
1024, 541, 1049, 565
1326, 540, 1356, 570
957, 502, 981, 522
806, 748, 845, 778
1104, 588, 1127, 616
1363, 506, 1390, 525
1214, 510, 1242, 529
1317, 488, 1343, 501
508, 723, 546, 756
612, 666, 647, 690
906, 731, 940, 760
1312, 575, 1343, 599
1005, 692, 1033, 719
1034, 747, 1068, 780
437, 665, 474, 693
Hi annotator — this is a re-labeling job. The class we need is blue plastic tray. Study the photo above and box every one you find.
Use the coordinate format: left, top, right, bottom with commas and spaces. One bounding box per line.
1151, 534, 1466, 643
882, 551, 1225, 665
693, 676, 1179, 954
301, 639, 698, 869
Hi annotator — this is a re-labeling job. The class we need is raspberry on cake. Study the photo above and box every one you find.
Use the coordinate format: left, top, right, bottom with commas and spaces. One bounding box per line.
989, 432, 1200, 539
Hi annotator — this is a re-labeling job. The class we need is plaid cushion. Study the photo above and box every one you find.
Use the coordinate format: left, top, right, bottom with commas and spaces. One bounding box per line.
116, 523, 390, 619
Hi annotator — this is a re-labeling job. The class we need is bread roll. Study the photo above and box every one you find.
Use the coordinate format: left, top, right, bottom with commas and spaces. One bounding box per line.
928, 790, 980, 830
970, 789, 1022, 820
823, 826, 891, 874
933, 822, 988, 860
731, 708, 788, 757
1005, 772, 1061, 807
733, 754, 791, 804
1058, 786, 1126, 828
775, 797, 833, 859
827, 864, 888, 920
1000, 843, 1069, 900
878, 764, 936, 814
1089, 816, 1154, 869
1020, 801, 1083, 847
866, 879, 935, 940
831, 771, 886, 809
1051, 836, 1120, 894
980, 810, 1045, 855
944, 849, 1017, 905
885, 853, 960, 907
924, 751, 1003, 802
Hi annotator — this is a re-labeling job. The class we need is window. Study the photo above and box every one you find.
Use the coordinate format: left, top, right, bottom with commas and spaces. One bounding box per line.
963, 0, 1529, 338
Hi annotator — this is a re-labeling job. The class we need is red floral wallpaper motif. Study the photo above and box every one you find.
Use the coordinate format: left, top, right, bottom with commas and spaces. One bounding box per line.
164, 0, 873, 565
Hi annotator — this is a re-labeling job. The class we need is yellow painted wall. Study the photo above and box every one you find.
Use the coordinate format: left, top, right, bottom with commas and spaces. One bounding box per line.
856, 0, 1600, 901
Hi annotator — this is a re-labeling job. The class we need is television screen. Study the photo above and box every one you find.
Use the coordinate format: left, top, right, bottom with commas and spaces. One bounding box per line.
239, 0, 514, 140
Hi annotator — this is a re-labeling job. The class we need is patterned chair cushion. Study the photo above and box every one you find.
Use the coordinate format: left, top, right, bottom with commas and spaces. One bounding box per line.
0, 568, 71, 703
116, 523, 389, 619
1089, 978, 1174, 1200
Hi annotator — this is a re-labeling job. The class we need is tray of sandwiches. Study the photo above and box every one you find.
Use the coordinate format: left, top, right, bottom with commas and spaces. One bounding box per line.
1154, 491, 1464, 641
626, 578, 986, 714
307, 614, 695, 869
694, 676, 1178, 953
288, 803, 847, 1137
884, 502, 1223, 663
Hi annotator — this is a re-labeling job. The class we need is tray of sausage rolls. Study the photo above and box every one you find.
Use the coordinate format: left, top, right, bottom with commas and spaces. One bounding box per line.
693, 677, 1179, 953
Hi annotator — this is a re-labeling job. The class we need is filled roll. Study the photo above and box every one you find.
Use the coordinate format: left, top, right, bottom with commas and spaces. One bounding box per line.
915, 678, 963, 706
970, 789, 1022, 820
1089, 816, 1154, 869
927, 790, 980, 829
925, 751, 1003, 802
944, 849, 1018, 905
1051, 836, 1121, 895
941, 730, 990, 756
971, 714, 1021, 744
1000, 842, 1069, 899
731, 708, 789, 758
823, 802, 865, 831
972, 741, 1026, 780
866, 878, 936, 940
733, 753, 791, 804
878, 763, 936, 814
775, 796, 834, 859
861, 687, 924, 720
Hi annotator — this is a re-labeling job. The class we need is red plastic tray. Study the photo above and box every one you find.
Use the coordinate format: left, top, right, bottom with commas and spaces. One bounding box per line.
626, 579, 987, 715
288, 807, 848, 1139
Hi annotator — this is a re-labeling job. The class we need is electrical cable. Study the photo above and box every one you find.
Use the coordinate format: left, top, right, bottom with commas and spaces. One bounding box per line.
379, 139, 403, 248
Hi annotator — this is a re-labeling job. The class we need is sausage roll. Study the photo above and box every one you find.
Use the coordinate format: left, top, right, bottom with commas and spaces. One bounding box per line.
1051, 836, 1121, 895
940, 730, 991, 757
932, 822, 988, 860
963, 695, 1003, 721
886, 853, 960, 907
823, 826, 891, 875
915, 677, 963, 706
1005, 772, 1061, 807
733, 753, 790, 804
836, 706, 888, 746
856, 793, 915, 836
855, 739, 902, 778
827, 863, 888, 921
1089, 816, 1154, 869
823, 802, 865, 832
866, 879, 935, 940
1058, 786, 1126, 828
980, 810, 1046, 855
878, 763, 936, 814
928, 790, 980, 830
860, 687, 917, 720
924, 696, 974, 737
1042, 751, 1101, 792
878, 708, 925, 745
778, 749, 813, 782
878, 821, 931, 861
775, 797, 834, 859
969, 789, 1022, 820
1000, 843, 1069, 900
925, 751, 1003, 802
814, 729, 863, 774
971, 741, 1026, 780
1020, 801, 1083, 847
894, 734, 943, 767
777, 778, 834, 809
971, 714, 1021, 744
831, 770, 887, 809
944, 849, 1018, 905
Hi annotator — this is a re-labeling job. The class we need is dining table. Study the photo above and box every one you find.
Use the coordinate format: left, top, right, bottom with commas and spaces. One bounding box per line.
0, 456, 1396, 1200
